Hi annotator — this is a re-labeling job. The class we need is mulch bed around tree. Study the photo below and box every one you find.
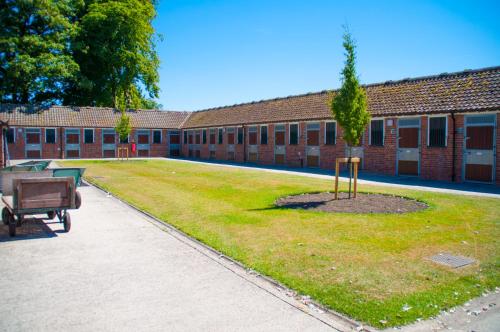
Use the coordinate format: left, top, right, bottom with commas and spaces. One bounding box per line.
275, 192, 428, 214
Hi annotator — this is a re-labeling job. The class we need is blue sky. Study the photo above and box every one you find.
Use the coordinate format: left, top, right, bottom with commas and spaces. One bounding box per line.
154, 0, 499, 111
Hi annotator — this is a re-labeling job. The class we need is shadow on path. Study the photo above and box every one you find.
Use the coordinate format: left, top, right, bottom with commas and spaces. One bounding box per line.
0, 217, 58, 242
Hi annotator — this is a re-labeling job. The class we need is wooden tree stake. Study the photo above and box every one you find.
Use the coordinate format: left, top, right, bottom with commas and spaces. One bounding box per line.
334, 157, 360, 200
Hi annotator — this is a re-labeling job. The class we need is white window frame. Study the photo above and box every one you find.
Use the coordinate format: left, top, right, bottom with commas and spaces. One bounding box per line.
218, 127, 224, 144
369, 118, 385, 146
45, 127, 57, 144
84, 128, 95, 144
289, 122, 299, 145
152, 129, 162, 144
236, 126, 244, 145
201, 128, 207, 144
260, 124, 268, 145
427, 115, 448, 147
324, 121, 336, 145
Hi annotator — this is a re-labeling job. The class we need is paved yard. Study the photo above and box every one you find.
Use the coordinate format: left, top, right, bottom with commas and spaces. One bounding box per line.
0, 184, 351, 332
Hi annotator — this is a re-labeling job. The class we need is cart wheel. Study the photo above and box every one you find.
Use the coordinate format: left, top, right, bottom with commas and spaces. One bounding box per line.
47, 211, 56, 220
63, 212, 71, 232
7, 212, 16, 237
75, 191, 82, 209
2, 207, 8, 225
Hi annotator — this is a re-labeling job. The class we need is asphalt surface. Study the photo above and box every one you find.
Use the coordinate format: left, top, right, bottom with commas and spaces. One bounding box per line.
0, 184, 350, 332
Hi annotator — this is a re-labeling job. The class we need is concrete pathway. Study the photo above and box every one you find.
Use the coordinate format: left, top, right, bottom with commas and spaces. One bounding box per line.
0, 184, 355, 332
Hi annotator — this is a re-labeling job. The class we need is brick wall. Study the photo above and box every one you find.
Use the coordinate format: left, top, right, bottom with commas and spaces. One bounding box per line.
363, 117, 397, 176
496, 115, 500, 185
4, 113, 499, 186
150, 129, 169, 158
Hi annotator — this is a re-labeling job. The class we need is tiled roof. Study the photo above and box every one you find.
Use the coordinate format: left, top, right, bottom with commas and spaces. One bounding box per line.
0, 105, 190, 129
183, 66, 500, 128
1, 66, 498, 130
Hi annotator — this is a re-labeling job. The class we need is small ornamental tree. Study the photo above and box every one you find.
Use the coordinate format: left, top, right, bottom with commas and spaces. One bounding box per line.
115, 110, 132, 144
331, 27, 370, 197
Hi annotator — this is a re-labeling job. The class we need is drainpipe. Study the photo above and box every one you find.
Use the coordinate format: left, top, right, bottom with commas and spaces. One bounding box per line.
451, 112, 456, 182
60, 127, 64, 159
243, 125, 247, 162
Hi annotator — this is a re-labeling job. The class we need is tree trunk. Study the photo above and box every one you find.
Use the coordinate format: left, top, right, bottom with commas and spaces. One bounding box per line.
347, 146, 352, 199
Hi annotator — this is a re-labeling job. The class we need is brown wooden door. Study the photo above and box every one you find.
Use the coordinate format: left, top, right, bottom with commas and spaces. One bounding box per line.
465, 125, 494, 182
307, 130, 319, 146
466, 126, 493, 150
397, 125, 419, 176
399, 128, 419, 148
26, 132, 40, 144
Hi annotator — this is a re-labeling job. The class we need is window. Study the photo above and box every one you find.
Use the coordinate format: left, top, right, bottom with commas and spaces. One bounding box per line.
325, 122, 336, 145
428, 116, 447, 147
6, 128, 15, 143
260, 125, 268, 145
153, 130, 162, 144
237, 127, 243, 144
370, 119, 384, 146
289, 123, 299, 145
84, 129, 94, 144
218, 128, 223, 144
202, 129, 207, 144
183, 130, 187, 144
45, 128, 56, 144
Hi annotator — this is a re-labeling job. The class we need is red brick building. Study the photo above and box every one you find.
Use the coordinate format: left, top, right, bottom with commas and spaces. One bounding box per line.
1, 67, 499, 184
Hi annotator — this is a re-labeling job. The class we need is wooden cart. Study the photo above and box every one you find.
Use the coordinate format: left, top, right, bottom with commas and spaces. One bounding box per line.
2, 177, 78, 237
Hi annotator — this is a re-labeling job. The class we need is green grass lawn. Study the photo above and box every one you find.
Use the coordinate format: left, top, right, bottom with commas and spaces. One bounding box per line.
62, 159, 500, 328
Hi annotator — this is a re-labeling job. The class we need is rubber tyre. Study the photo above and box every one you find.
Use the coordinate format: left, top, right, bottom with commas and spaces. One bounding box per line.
8, 212, 16, 237
47, 211, 56, 220
2, 207, 8, 225
75, 191, 82, 209
63, 213, 71, 232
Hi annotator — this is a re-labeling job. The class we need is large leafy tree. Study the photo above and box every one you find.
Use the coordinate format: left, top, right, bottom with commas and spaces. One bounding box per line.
66, 0, 160, 109
0, 0, 80, 105
331, 28, 370, 154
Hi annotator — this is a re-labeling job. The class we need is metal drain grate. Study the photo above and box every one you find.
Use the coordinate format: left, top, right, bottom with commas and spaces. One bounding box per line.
428, 253, 476, 268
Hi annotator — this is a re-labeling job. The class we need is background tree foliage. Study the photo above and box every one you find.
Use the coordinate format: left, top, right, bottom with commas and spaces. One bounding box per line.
330, 28, 370, 154
67, 0, 160, 109
0, 0, 161, 109
0, 0, 80, 105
